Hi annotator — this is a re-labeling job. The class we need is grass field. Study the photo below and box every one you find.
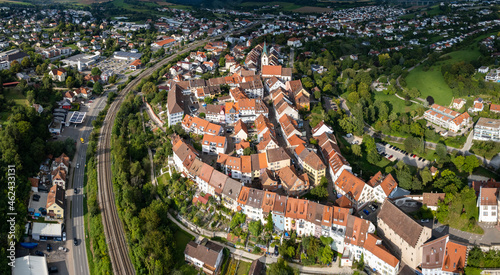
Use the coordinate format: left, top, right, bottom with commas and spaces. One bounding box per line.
236, 261, 251, 275
405, 48, 481, 106
157, 172, 171, 185
0, 0, 33, 5
373, 92, 419, 114
4, 88, 28, 107
173, 226, 195, 262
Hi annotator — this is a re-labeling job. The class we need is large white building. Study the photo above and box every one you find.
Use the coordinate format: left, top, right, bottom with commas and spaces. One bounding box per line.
13, 256, 49, 275
473, 117, 500, 142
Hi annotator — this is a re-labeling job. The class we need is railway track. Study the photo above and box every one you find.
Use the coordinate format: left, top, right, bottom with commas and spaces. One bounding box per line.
96, 22, 261, 274
96, 39, 208, 275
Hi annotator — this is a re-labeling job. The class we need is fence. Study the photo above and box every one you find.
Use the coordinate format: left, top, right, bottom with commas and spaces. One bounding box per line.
176, 214, 227, 238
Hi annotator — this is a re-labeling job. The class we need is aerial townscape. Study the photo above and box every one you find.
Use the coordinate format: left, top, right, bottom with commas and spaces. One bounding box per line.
2, 0, 500, 275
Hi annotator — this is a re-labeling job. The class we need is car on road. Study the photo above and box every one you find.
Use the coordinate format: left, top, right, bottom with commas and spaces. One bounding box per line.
74, 238, 78, 246
47, 243, 52, 252
421, 219, 430, 223
76, 163, 80, 169
48, 266, 58, 273
34, 250, 44, 256
74, 188, 78, 194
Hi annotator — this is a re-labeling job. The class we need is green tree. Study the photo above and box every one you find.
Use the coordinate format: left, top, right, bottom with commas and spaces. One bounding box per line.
93, 81, 103, 95
265, 212, 274, 232
314, 90, 321, 100
321, 246, 334, 264
10, 61, 21, 73
434, 169, 464, 193
463, 155, 480, 175
420, 167, 433, 186
21, 56, 30, 68
26, 90, 35, 104
219, 56, 225, 67
362, 134, 376, 153
91, 67, 102, 76
367, 148, 381, 164
243, 147, 255, 156
66, 76, 75, 89
267, 258, 298, 275
452, 155, 466, 172
436, 144, 449, 163
141, 82, 157, 95
352, 144, 362, 157
249, 220, 263, 236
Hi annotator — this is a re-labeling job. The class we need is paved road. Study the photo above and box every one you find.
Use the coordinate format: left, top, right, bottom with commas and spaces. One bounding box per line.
66, 92, 109, 275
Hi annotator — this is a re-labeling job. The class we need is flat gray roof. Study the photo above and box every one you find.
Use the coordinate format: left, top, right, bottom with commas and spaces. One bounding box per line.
69, 111, 86, 124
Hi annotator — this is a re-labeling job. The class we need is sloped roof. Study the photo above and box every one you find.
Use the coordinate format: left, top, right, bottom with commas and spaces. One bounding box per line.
377, 200, 425, 247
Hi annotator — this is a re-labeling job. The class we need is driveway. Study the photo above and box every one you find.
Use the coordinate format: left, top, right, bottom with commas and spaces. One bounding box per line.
433, 222, 500, 246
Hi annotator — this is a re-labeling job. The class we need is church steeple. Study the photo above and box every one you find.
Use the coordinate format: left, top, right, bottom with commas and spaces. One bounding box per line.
263, 41, 267, 54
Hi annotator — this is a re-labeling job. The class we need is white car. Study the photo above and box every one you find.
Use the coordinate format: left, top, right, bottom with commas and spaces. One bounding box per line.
62, 232, 66, 241
76, 163, 80, 169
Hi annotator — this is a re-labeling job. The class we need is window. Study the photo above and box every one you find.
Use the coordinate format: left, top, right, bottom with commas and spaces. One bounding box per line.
484, 212, 488, 216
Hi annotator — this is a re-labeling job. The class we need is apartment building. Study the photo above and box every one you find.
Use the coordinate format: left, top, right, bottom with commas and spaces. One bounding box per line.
167, 84, 184, 126
421, 235, 467, 275
424, 104, 470, 133
295, 144, 326, 186
182, 114, 223, 136
477, 186, 499, 223
266, 147, 291, 171
363, 234, 400, 275
277, 166, 310, 196
473, 117, 500, 142
377, 200, 432, 270
202, 135, 227, 155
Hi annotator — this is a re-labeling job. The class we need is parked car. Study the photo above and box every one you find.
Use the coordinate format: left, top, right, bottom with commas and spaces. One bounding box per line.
34, 250, 44, 256
333, 253, 338, 262
48, 266, 58, 273
62, 232, 66, 241
363, 209, 370, 215
47, 243, 52, 252
369, 205, 376, 211
274, 245, 279, 256
421, 219, 430, 223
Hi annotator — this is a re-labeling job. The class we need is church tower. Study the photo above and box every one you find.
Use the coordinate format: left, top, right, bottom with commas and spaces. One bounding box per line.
261, 41, 269, 70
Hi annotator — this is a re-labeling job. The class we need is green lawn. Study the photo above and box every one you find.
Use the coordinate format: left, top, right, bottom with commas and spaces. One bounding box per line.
406, 46, 482, 107
373, 92, 419, 114
4, 88, 28, 107
157, 172, 171, 185
173, 226, 195, 264
236, 261, 252, 275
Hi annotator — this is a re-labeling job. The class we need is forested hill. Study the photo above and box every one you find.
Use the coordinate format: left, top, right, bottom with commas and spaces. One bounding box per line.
166, 0, 318, 9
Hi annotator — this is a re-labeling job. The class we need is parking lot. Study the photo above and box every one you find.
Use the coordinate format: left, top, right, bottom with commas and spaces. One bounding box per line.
376, 143, 429, 168
357, 203, 379, 224
17, 239, 70, 274
93, 57, 131, 76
